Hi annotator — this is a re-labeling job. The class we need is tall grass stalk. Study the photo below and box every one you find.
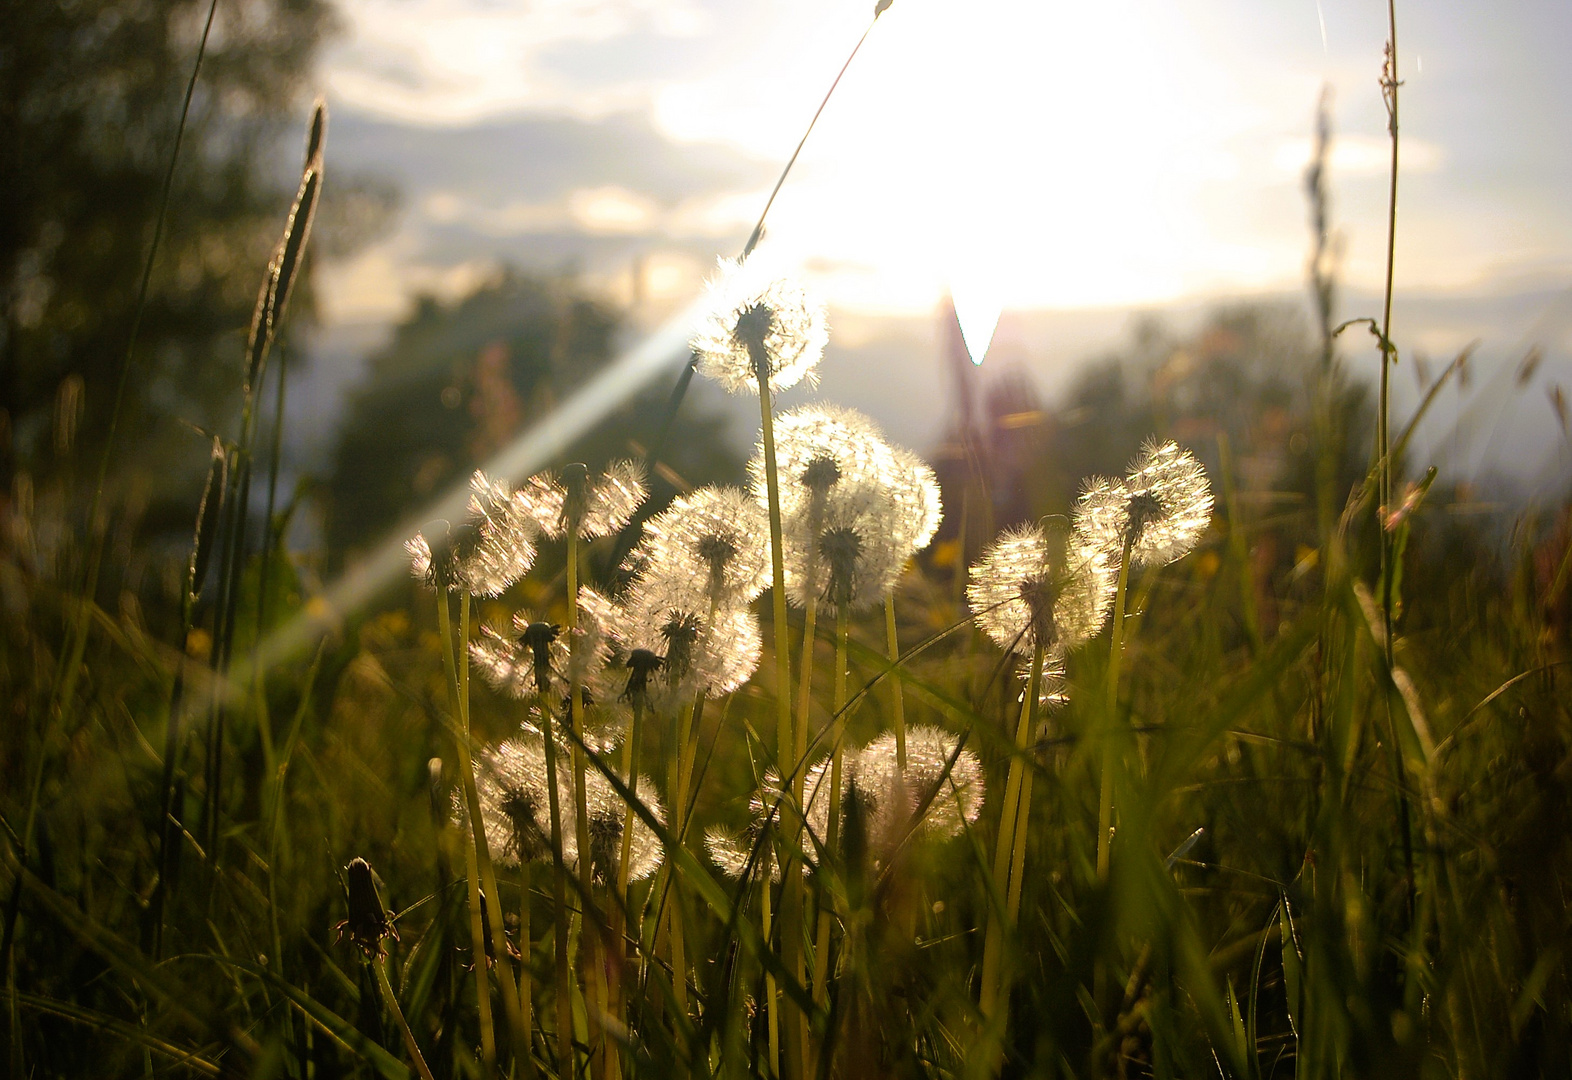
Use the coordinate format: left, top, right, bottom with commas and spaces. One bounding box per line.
1377, 0, 1418, 920
0, 0, 224, 1004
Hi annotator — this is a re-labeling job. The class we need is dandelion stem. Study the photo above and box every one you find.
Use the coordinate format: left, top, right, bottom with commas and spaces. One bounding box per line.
885, 594, 907, 771
519, 861, 535, 1079
810, 601, 850, 1072
978, 641, 1043, 1033
762, 854, 781, 1076
756, 358, 805, 1080
438, 590, 497, 1075
609, 697, 641, 1075
537, 688, 576, 1080
667, 698, 694, 1050
566, 533, 608, 1080
1098, 541, 1133, 882
374, 957, 438, 1080
460, 594, 531, 1068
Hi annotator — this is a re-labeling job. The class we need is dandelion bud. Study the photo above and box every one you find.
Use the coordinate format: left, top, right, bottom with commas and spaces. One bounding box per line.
337, 857, 397, 958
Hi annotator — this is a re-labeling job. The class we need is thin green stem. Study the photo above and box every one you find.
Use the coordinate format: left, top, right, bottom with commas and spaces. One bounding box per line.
668, 698, 694, 1045
538, 690, 576, 1080
566, 533, 607, 1080
809, 602, 850, 1075
756, 366, 804, 1080
978, 641, 1043, 1029
437, 592, 497, 1075
519, 862, 535, 1080
885, 594, 907, 771
1098, 545, 1133, 882
374, 958, 437, 1080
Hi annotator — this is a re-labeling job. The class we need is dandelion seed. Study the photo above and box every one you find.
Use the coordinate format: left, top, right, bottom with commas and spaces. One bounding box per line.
1072, 440, 1212, 568
850, 726, 984, 852
405, 471, 539, 596
626, 485, 770, 610
691, 258, 828, 395
967, 523, 1115, 655
468, 736, 664, 882
517, 460, 648, 541
1020, 648, 1070, 710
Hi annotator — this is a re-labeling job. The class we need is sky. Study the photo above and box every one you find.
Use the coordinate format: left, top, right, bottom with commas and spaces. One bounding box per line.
313, 0, 1572, 322
294, 0, 1572, 486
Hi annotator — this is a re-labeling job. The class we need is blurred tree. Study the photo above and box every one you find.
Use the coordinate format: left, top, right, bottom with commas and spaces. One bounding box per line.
324, 269, 742, 564
0, 0, 340, 511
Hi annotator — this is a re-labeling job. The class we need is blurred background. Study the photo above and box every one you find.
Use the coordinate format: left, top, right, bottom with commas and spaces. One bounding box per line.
5, 0, 1572, 600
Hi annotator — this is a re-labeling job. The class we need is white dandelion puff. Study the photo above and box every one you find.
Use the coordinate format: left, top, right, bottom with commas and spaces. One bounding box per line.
967, 523, 1115, 655
627, 485, 770, 610
749, 405, 928, 609
517, 460, 648, 541
891, 448, 944, 556
850, 726, 984, 853
1122, 439, 1213, 566
613, 585, 763, 712
405, 471, 538, 596
708, 760, 839, 881
466, 735, 664, 882
1072, 441, 1212, 568
691, 257, 828, 395
469, 587, 625, 719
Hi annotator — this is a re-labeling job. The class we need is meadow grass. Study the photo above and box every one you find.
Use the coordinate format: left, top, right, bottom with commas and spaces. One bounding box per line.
3, 5, 1572, 1079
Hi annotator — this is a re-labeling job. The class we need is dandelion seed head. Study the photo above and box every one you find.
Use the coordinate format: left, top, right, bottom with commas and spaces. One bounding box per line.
615, 581, 762, 709
851, 726, 984, 850
516, 460, 648, 540
751, 406, 925, 609
691, 258, 828, 395
628, 486, 769, 609
466, 736, 664, 881
704, 826, 760, 881
1123, 438, 1213, 566
967, 523, 1114, 654
406, 472, 538, 596
891, 448, 944, 555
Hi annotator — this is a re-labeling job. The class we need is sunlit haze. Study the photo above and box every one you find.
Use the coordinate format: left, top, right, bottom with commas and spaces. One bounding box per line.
318, 0, 1572, 323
